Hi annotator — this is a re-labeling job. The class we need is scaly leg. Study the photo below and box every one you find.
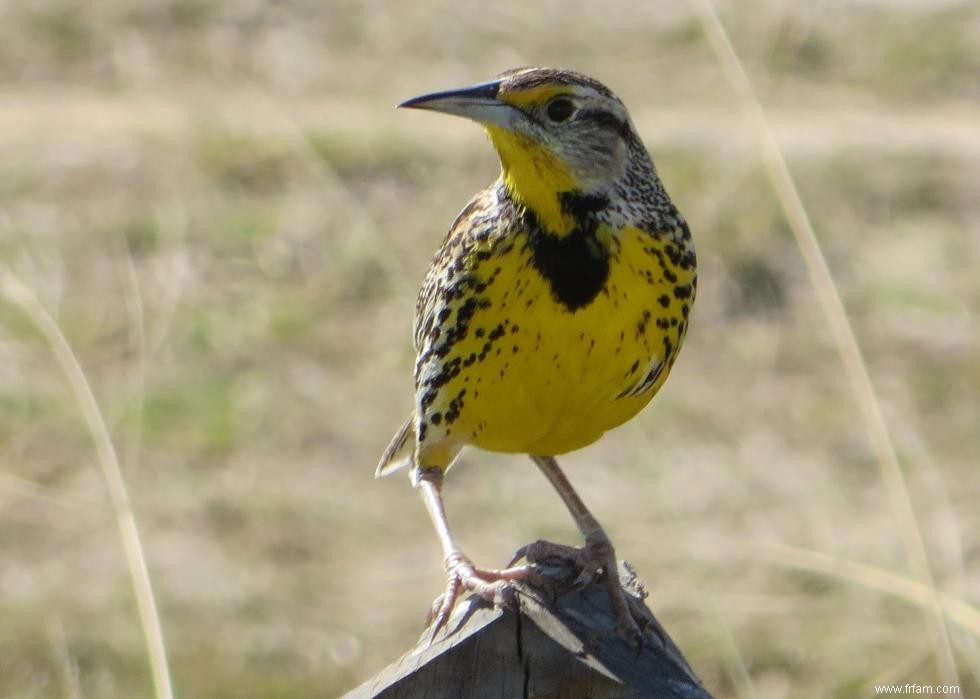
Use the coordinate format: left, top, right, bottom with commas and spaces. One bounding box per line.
415, 467, 540, 637
511, 455, 646, 643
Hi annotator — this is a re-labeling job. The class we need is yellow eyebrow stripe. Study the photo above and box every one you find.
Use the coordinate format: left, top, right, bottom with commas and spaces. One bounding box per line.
499, 84, 571, 108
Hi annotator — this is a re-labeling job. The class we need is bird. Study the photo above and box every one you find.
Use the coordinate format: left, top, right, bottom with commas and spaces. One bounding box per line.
377, 67, 697, 642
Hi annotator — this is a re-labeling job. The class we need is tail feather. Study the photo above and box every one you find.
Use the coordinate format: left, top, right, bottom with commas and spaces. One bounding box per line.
375, 414, 415, 477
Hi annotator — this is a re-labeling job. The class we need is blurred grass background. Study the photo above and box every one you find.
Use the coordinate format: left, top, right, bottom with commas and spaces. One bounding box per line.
1, 0, 978, 697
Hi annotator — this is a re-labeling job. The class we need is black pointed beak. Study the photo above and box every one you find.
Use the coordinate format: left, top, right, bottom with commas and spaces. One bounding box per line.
398, 79, 518, 129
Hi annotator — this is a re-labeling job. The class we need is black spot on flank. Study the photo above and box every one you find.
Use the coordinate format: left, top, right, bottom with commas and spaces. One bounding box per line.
649, 247, 666, 269
425, 356, 462, 389
457, 296, 478, 322
627, 359, 639, 376
673, 284, 693, 300
658, 294, 671, 308
663, 269, 677, 283
636, 309, 652, 337
475, 328, 485, 338
419, 315, 435, 343
681, 303, 690, 319
444, 389, 467, 424
431, 412, 442, 425
656, 318, 670, 330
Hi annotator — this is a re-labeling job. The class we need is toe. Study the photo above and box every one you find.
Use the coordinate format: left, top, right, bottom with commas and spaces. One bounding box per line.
513, 539, 584, 565
426, 592, 456, 639
476, 563, 549, 589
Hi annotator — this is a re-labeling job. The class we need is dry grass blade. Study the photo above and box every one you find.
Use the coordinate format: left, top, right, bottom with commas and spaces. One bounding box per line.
49, 617, 83, 699
752, 543, 980, 642
690, 0, 959, 685
0, 268, 174, 699
710, 606, 758, 699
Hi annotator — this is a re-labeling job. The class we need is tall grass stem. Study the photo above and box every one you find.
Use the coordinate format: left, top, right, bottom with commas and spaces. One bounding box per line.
0, 269, 174, 699
691, 0, 959, 684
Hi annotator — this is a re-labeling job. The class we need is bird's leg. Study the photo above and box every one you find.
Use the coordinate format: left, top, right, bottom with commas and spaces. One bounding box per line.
511, 455, 646, 642
415, 467, 539, 637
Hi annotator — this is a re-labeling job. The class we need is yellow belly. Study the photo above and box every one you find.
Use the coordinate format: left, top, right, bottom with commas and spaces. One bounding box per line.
418, 224, 694, 460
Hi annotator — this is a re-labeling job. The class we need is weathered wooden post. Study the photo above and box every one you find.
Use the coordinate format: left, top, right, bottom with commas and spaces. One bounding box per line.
343, 557, 712, 698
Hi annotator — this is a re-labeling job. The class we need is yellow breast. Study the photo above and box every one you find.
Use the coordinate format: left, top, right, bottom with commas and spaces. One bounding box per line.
418, 222, 694, 460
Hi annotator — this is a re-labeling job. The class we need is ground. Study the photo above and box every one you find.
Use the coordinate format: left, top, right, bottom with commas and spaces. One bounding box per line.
0, 1, 978, 697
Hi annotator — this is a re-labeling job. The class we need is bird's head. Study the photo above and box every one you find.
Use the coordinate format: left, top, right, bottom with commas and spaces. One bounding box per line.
400, 67, 647, 233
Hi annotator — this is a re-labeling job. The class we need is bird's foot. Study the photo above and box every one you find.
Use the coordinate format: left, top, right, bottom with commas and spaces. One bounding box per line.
426, 552, 544, 639
510, 535, 649, 646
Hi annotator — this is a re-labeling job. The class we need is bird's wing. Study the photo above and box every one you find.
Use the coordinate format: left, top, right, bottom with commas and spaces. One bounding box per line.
377, 189, 499, 477
412, 188, 498, 352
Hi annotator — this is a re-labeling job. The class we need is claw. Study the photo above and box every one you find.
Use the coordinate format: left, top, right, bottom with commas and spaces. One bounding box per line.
507, 536, 649, 643
426, 573, 462, 639
506, 546, 528, 569
425, 553, 541, 639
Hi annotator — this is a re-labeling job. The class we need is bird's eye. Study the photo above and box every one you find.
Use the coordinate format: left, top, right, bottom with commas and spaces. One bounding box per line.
546, 97, 575, 123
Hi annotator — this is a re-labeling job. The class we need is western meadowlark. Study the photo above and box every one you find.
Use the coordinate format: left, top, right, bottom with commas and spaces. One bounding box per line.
377, 67, 696, 642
